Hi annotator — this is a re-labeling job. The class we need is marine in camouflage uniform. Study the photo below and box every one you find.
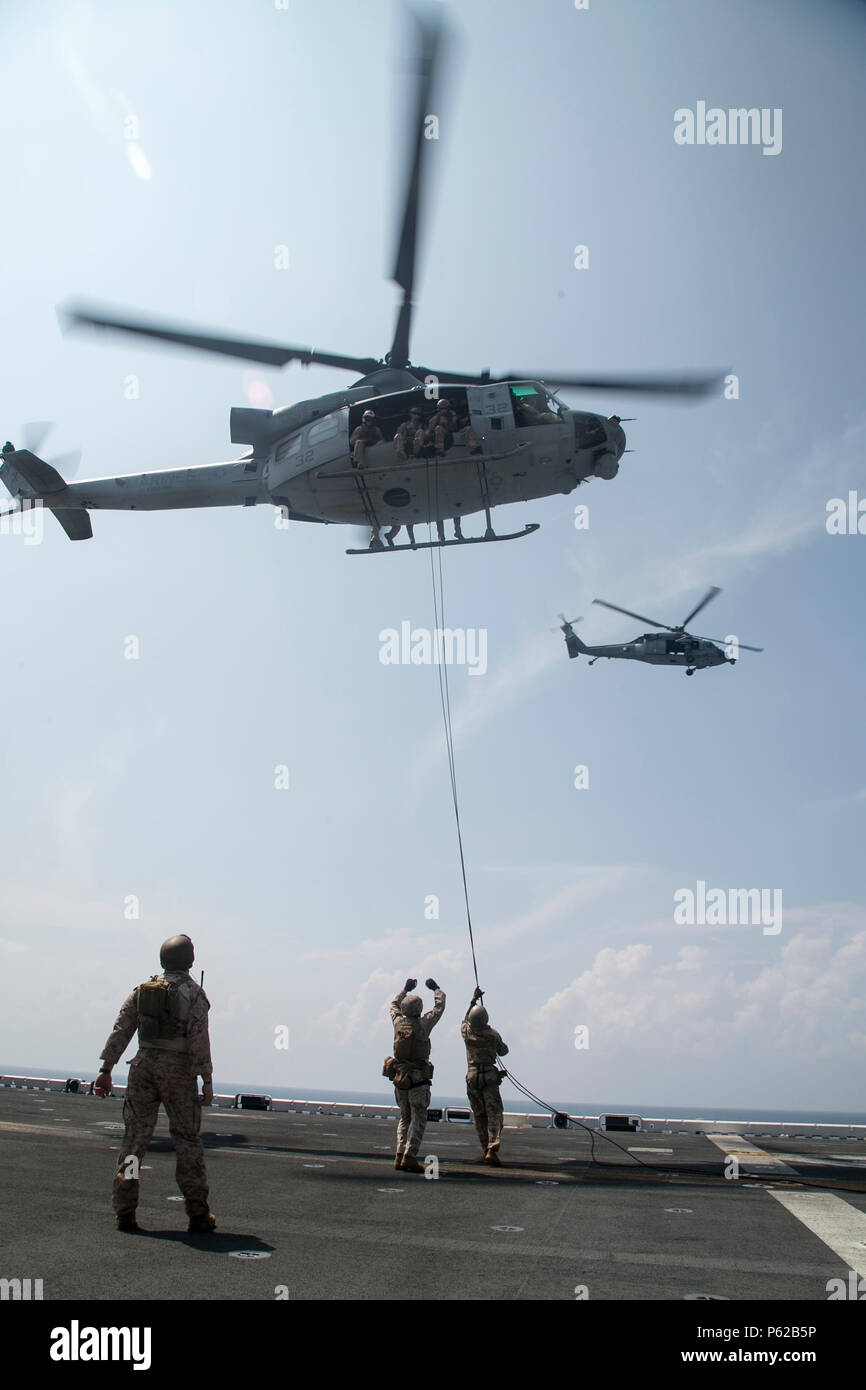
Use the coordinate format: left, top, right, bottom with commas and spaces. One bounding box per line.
350, 411, 384, 468
392, 408, 426, 462
95, 935, 215, 1232
461, 987, 509, 1165
387, 977, 445, 1173
427, 399, 481, 456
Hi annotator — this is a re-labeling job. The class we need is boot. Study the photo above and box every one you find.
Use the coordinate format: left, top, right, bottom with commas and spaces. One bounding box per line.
484, 1149, 503, 1167
188, 1211, 217, 1233
116, 1213, 140, 1232
394, 1153, 405, 1169
402, 1155, 425, 1174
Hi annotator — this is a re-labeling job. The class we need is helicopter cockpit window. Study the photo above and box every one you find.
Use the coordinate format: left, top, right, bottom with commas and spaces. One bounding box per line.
510, 384, 562, 426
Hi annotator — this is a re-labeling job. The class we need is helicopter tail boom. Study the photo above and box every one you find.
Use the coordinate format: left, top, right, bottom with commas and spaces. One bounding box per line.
0, 447, 93, 541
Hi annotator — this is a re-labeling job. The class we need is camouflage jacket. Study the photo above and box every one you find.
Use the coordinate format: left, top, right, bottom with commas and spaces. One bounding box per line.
461, 1016, 508, 1070
100, 970, 213, 1082
390, 987, 446, 1045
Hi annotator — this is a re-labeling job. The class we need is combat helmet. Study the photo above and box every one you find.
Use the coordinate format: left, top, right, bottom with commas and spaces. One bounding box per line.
160, 934, 195, 971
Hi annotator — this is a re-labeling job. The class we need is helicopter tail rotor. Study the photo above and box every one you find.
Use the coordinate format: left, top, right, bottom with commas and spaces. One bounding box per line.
555, 614, 587, 659
554, 613, 583, 632
0, 430, 91, 540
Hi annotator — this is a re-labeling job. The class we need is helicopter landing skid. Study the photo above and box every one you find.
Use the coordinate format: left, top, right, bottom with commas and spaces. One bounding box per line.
346, 523, 540, 555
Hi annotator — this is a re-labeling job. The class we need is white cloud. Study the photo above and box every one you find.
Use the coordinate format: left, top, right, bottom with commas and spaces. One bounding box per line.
523, 919, 866, 1070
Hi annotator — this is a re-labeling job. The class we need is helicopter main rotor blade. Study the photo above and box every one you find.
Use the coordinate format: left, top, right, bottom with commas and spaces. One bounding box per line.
60, 303, 380, 376
388, 5, 449, 369
679, 586, 721, 630
592, 598, 679, 632
498, 370, 725, 397
417, 368, 725, 397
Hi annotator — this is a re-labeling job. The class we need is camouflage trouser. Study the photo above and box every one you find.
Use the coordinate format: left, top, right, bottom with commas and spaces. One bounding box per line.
433, 424, 479, 453
394, 1083, 431, 1158
467, 1074, 504, 1154
394, 429, 425, 460
112, 1050, 209, 1218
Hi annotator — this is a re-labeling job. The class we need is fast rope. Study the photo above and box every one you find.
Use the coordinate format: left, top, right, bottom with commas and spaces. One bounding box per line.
503, 1066, 866, 1192
424, 455, 480, 990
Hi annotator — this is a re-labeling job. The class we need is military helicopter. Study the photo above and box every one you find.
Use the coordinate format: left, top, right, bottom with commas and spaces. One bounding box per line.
0, 7, 721, 552
558, 587, 763, 675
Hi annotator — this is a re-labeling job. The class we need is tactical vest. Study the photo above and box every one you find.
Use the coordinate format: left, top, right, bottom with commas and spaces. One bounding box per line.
393, 1015, 430, 1065
463, 1029, 500, 1068
137, 976, 190, 1052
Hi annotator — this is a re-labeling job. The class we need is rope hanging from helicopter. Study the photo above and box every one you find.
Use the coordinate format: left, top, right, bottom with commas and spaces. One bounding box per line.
420, 457, 628, 1148
424, 456, 480, 991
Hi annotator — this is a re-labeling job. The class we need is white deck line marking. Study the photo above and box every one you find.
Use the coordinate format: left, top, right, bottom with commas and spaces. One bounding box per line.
769, 1192, 866, 1279
705, 1133, 798, 1173
770, 1154, 866, 1168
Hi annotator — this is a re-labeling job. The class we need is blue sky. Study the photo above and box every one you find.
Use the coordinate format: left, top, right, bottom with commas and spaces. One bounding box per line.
1, 0, 864, 1112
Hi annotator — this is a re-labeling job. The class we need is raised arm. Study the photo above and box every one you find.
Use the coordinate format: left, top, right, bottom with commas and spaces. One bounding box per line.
423, 978, 446, 1029
463, 984, 484, 1022
390, 978, 417, 1022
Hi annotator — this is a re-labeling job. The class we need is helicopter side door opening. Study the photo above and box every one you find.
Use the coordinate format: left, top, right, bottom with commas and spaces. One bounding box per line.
338, 386, 538, 552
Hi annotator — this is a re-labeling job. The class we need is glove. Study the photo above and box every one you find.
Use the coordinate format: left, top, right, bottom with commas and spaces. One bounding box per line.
404, 978, 417, 992
425, 978, 438, 990
472, 986, 484, 1002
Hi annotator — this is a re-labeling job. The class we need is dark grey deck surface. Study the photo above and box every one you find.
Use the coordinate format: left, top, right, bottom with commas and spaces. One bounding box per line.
3, 1088, 865, 1302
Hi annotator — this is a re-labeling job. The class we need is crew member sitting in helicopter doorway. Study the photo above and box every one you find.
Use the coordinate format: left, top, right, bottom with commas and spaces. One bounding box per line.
393, 407, 425, 461
383, 977, 445, 1173
427, 399, 481, 456
350, 410, 383, 468
461, 986, 509, 1165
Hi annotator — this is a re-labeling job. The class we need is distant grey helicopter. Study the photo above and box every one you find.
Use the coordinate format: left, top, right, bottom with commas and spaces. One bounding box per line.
0, 5, 721, 552
558, 587, 763, 675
